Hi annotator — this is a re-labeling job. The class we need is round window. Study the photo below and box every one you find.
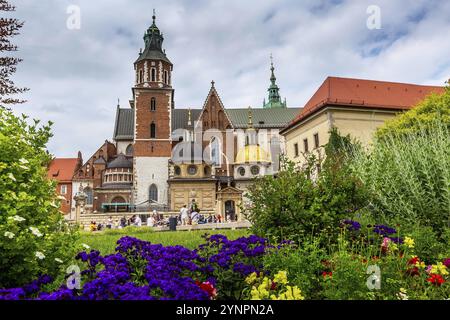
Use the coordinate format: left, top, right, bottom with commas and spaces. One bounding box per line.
238, 167, 246, 177
188, 165, 197, 175
174, 166, 181, 176
251, 165, 260, 175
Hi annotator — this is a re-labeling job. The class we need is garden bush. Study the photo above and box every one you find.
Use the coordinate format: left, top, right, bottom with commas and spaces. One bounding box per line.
244, 129, 368, 243
0, 107, 79, 288
350, 118, 450, 235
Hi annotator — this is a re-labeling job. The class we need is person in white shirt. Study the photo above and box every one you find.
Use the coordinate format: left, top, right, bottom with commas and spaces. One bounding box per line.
180, 205, 189, 225
134, 215, 142, 226
147, 215, 155, 227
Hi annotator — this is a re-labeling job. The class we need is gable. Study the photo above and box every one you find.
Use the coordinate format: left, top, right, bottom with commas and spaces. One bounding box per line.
196, 85, 233, 131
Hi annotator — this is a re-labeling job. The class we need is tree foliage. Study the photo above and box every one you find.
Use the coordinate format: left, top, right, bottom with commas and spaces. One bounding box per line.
244, 129, 368, 243
0, 0, 29, 106
0, 107, 79, 288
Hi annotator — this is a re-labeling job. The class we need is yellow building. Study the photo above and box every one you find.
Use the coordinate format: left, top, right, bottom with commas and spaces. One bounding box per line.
280, 76, 445, 164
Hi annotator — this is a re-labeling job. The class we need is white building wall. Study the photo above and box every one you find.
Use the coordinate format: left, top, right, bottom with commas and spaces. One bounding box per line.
134, 157, 169, 206
116, 141, 133, 155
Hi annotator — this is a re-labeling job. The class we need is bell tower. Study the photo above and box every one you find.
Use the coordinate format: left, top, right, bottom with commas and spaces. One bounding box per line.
133, 10, 173, 207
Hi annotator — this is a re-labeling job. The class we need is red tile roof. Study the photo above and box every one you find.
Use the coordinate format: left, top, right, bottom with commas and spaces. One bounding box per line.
282, 76, 445, 132
47, 158, 80, 182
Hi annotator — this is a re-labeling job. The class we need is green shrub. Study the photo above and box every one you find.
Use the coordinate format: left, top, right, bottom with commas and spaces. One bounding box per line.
350, 119, 450, 234
0, 108, 79, 288
244, 129, 368, 243
263, 240, 326, 299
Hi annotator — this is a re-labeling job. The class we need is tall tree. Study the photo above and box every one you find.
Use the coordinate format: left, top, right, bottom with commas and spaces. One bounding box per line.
0, 0, 28, 106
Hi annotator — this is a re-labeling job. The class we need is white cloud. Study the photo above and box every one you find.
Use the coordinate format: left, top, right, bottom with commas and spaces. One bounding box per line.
8, 0, 450, 158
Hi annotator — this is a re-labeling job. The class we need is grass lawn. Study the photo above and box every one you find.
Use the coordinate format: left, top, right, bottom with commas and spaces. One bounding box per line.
79, 227, 250, 255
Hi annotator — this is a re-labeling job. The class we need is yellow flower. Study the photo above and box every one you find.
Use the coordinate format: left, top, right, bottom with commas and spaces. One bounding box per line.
273, 271, 288, 285
404, 237, 415, 248
245, 272, 258, 285
415, 261, 426, 269
431, 262, 449, 275
276, 286, 305, 300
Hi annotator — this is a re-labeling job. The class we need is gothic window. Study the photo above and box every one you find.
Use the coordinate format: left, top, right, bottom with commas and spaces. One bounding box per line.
149, 184, 158, 203
164, 70, 168, 84
151, 68, 156, 82
150, 98, 156, 111
150, 122, 156, 138
84, 187, 93, 205
210, 137, 221, 166
139, 70, 144, 83
126, 144, 133, 156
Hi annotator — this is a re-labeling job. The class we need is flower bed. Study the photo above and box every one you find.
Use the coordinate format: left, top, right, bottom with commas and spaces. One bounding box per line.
0, 222, 449, 300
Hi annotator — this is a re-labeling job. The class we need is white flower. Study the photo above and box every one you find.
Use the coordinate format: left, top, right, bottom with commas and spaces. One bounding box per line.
9, 215, 26, 222
29, 227, 43, 237
82, 243, 90, 249
19, 158, 29, 164
19, 165, 29, 170
4, 232, 15, 239
55, 258, 63, 263
35, 251, 45, 260
7, 172, 16, 181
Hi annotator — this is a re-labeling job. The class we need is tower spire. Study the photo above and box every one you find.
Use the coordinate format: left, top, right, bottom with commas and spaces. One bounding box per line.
263, 54, 286, 109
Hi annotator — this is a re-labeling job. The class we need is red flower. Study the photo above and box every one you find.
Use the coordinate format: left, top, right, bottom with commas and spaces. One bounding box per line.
405, 267, 419, 277
271, 281, 277, 290
427, 274, 445, 286
322, 271, 332, 279
195, 281, 217, 299
408, 256, 420, 265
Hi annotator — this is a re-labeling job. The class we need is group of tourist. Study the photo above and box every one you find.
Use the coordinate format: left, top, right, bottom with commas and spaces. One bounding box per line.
88, 200, 237, 231
178, 199, 237, 225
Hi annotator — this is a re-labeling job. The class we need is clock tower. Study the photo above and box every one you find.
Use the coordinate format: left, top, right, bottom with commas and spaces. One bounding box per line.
132, 11, 173, 207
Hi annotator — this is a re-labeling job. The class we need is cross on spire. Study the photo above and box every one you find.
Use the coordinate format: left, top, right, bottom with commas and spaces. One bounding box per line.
211, 80, 215, 87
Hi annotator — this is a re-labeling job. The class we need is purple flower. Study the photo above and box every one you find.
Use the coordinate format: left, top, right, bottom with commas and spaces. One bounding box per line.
342, 220, 361, 231
373, 224, 397, 237
443, 258, 450, 268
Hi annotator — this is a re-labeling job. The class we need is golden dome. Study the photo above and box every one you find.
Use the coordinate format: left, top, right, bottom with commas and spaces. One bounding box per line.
235, 144, 271, 164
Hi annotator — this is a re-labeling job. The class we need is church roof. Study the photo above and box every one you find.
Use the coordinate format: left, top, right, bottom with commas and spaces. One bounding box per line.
172, 109, 202, 131
225, 108, 301, 128
107, 154, 133, 169
114, 107, 134, 141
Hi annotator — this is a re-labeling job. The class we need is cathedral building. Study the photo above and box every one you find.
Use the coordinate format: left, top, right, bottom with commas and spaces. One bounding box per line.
69, 13, 300, 220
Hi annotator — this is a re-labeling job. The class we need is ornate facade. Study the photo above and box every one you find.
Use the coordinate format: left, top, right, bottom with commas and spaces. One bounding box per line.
69, 13, 301, 220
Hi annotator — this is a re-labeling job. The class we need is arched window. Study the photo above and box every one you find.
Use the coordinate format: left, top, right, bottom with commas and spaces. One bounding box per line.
210, 137, 221, 166
151, 68, 156, 82
126, 144, 133, 156
150, 122, 156, 138
164, 71, 168, 84
149, 184, 158, 203
84, 187, 93, 205
150, 97, 156, 111
139, 70, 144, 83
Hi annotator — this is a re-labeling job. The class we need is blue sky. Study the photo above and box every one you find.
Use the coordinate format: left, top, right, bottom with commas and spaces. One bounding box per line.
8, 0, 450, 158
